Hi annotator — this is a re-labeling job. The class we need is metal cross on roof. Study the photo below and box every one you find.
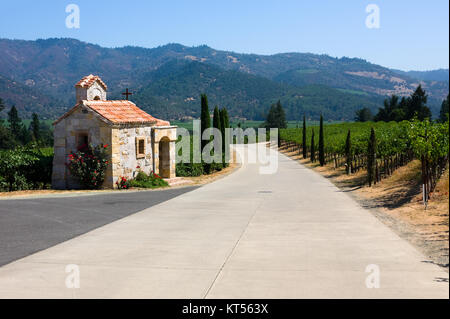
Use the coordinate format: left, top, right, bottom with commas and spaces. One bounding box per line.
122, 88, 133, 100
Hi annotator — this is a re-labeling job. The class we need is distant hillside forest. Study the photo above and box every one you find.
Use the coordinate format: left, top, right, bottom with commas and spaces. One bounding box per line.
0, 38, 448, 121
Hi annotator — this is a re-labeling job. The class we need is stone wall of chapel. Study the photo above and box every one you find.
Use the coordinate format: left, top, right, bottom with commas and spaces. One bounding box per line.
52, 107, 113, 189
112, 126, 154, 186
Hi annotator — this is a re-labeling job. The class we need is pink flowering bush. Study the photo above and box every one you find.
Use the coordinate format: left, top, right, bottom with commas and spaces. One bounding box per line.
67, 144, 109, 189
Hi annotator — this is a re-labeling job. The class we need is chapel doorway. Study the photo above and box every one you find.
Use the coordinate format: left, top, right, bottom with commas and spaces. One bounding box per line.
158, 137, 171, 178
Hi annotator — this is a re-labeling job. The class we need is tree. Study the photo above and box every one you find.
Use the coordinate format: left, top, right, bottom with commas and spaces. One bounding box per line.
302, 115, 307, 159
20, 124, 32, 145
0, 98, 4, 127
212, 106, 223, 166
0, 125, 16, 150
344, 130, 352, 174
439, 94, 449, 123
406, 85, 431, 121
7, 106, 22, 139
213, 106, 222, 132
275, 100, 287, 129
221, 108, 230, 131
31, 113, 41, 141
355, 107, 374, 122
0, 98, 4, 118
318, 115, 325, 166
200, 94, 211, 151
310, 129, 315, 163
265, 100, 287, 129
367, 128, 376, 187
375, 95, 399, 122
220, 107, 230, 166
265, 104, 277, 129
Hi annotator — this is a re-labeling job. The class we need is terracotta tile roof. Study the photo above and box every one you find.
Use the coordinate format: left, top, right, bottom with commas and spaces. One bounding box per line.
54, 100, 171, 126
85, 100, 170, 125
75, 74, 108, 90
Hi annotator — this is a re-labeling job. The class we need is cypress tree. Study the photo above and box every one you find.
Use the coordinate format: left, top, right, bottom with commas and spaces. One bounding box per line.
220, 107, 230, 155
310, 129, 315, 163
345, 130, 352, 174
31, 113, 41, 141
213, 106, 222, 131
222, 108, 230, 166
222, 108, 230, 130
20, 124, 32, 145
367, 128, 376, 187
275, 100, 287, 129
200, 94, 211, 151
212, 106, 222, 166
302, 115, 307, 159
7, 106, 22, 139
264, 104, 277, 129
219, 109, 225, 145
319, 114, 325, 166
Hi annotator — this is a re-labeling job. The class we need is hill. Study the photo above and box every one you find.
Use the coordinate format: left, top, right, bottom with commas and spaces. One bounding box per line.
0, 74, 64, 119
392, 69, 449, 82
134, 60, 383, 120
0, 38, 447, 120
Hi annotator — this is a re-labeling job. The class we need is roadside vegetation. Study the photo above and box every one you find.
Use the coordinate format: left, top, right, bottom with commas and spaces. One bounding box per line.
176, 94, 231, 177
279, 89, 449, 206
0, 98, 54, 192
276, 89, 449, 267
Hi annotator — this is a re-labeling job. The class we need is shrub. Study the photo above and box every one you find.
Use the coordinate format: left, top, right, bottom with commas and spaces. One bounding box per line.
0, 148, 40, 191
67, 144, 109, 189
116, 176, 130, 190
129, 171, 169, 189
176, 162, 204, 177
27, 147, 53, 188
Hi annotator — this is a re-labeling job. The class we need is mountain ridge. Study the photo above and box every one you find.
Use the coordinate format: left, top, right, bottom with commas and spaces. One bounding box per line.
0, 38, 448, 120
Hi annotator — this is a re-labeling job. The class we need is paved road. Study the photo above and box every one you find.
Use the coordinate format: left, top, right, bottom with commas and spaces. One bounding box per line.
0, 144, 448, 298
0, 188, 197, 267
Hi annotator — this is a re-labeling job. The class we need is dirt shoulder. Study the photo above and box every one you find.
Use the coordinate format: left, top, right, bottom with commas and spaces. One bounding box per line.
279, 146, 449, 270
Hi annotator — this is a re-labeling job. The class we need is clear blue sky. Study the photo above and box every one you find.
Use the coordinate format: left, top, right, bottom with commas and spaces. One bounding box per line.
0, 0, 448, 71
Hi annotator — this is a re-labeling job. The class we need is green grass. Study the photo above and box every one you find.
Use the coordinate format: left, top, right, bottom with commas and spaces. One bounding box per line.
22, 119, 54, 127
336, 88, 369, 96
171, 120, 194, 131
295, 69, 319, 74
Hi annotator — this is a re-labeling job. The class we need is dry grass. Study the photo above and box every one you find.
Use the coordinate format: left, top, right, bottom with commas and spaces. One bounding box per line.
279, 145, 449, 269
0, 188, 117, 198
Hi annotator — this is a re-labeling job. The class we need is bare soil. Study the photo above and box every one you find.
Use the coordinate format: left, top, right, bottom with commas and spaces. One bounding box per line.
279, 146, 449, 270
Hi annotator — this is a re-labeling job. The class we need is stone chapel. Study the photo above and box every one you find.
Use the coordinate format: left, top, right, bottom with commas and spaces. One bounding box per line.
52, 75, 177, 189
